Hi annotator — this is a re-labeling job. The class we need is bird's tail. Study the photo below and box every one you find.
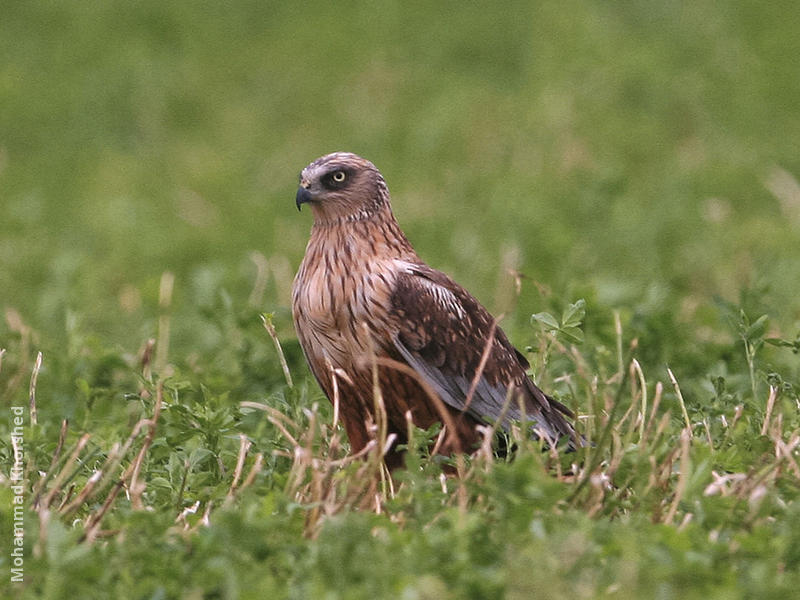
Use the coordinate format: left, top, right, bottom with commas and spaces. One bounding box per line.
542, 393, 586, 451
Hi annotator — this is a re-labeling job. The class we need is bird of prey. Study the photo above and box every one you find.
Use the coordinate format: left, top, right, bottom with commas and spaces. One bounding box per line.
292, 152, 578, 469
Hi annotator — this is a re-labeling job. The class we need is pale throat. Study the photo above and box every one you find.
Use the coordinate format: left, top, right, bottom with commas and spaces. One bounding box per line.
310, 202, 390, 228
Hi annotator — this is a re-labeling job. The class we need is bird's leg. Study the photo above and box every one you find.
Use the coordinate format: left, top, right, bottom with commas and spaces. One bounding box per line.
340, 413, 370, 457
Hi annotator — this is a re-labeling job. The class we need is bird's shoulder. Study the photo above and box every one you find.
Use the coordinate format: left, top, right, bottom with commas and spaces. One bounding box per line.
389, 261, 477, 329
388, 260, 528, 369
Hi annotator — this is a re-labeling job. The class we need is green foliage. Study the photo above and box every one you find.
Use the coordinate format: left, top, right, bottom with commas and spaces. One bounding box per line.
532, 298, 587, 345
766, 333, 800, 355
2, 1, 800, 599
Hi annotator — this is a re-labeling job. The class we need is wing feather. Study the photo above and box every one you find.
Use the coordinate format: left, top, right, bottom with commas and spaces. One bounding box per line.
389, 262, 577, 445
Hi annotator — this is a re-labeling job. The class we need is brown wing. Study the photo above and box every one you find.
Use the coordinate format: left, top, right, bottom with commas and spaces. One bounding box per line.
389, 263, 577, 446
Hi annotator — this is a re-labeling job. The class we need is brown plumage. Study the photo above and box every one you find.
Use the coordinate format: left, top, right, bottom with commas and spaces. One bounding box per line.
291, 152, 578, 468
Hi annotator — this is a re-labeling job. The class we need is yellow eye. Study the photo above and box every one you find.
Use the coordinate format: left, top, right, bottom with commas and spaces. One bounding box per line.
332, 170, 346, 183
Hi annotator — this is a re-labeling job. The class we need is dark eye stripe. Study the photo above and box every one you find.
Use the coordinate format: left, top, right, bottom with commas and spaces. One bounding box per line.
322, 169, 350, 189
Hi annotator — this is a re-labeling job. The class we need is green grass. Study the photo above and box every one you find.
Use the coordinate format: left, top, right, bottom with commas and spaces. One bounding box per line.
2, 1, 800, 598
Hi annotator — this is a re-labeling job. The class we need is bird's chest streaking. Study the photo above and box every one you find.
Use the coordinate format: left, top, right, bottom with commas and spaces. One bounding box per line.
291, 225, 399, 372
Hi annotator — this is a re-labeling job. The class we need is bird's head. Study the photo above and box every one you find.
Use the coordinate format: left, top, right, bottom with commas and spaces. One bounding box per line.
295, 152, 390, 224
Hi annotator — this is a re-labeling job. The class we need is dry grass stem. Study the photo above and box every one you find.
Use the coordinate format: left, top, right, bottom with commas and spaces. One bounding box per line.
225, 434, 252, 504
139, 338, 156, 384
175, 500, 201, 529
761, 385, 778, 436
664, 428, 692, 524
631, 359, 647, 439
32, 419, 69, 507
261, 313, 293, 388
83, 480, 125, 543
28, 350, 42, 426
41, 433, 91, 509
248, 403, 302, 447
61, 471, 103, 515
239, 453, 265, 493
325, 356, 342, 428
667, 368, 692, 436
641, 381, 664, 447
464, 317, 501, 413
128, 380, 164, 510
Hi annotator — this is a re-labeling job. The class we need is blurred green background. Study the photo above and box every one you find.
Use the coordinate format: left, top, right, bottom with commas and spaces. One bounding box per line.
2, 0, 799, 362
2, 3, 800, 597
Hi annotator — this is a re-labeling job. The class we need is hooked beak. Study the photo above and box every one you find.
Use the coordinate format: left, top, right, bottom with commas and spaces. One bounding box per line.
295, 186, 313, 211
